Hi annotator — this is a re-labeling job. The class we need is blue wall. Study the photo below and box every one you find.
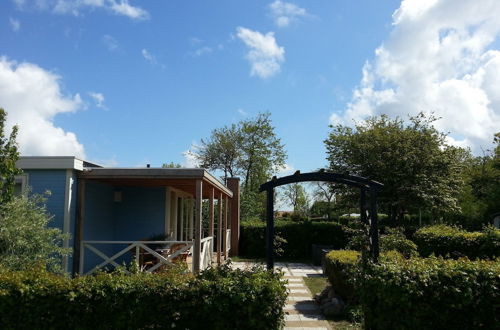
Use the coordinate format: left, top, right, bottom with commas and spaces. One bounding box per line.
82, 183, 166, 273
25, 170, 67, 231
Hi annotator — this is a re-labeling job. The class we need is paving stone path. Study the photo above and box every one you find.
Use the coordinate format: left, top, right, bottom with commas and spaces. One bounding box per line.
231, 262, 330, 330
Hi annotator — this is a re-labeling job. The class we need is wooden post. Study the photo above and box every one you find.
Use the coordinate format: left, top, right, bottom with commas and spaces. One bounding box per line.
227, 178, 240, 257
73, 179, 86, 276
172, 192, 178, 240
193, 180, 203, 273
266, 188, 274, 271
360, 188, 367, 225
224, 196, 228, 260
189, 199, 194, 240
370, 188, 379, 262
209, 188, 214, 238
217, 192, 222, 265
179, 198, 184, 240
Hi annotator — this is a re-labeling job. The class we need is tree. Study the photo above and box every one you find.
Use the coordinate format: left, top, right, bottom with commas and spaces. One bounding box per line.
311, 181, 336, 220
325, 113, 466, 222
0, 108, 69, 273
162, 162, 182, 168
195, 112, 287, 219
282, 183, 310, 217
0, 108, 21, 204
0, 192, 70, 272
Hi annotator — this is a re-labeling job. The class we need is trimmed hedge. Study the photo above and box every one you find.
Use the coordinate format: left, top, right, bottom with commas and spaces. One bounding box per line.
360, 257, 500, 330
323, 250, 360, 300
413, 225, 500, 259
0, 264, 287, 329
239, 220, 349, 259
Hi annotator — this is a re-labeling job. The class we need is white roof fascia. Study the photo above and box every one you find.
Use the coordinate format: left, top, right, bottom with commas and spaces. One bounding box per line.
16, 156, 84, 171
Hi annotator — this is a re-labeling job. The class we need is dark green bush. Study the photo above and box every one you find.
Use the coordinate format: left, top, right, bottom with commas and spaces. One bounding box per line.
359, 257, 500, 330
0, 263, 287, 329
239, 220, 349, 259
413, 225, 500, 259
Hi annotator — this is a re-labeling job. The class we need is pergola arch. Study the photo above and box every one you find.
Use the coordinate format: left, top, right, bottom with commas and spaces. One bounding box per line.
259, 170, 383, 270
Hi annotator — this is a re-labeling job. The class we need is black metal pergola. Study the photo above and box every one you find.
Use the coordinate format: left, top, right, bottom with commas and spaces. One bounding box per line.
259, 170, 383, 270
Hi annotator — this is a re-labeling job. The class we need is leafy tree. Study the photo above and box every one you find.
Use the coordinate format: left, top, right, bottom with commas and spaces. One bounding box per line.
282, 183, 310, 217
195, 112, 286, 220
197, 123, 242, 180
0, 192, 70, 272
311, 181, 336, 220
325, 113, 466, 222
0, 108, 69, 273
0, 108, 21, 204
162, 162, 182, 168
457, 133, 500, 228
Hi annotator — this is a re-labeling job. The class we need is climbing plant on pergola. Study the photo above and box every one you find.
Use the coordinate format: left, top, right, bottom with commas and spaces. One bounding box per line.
259, 170, 383, 270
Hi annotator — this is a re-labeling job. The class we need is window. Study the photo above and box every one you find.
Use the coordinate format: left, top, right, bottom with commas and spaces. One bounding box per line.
13, 175, 28, 196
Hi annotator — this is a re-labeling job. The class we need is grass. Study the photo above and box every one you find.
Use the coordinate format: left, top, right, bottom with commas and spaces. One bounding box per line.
302, 275, 362, 330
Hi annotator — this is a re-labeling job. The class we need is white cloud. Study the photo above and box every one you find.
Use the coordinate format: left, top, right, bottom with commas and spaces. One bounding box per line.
332, 0, 500, 154
237, 108, 247, 116
276, 163, 295, 176
108, 0, 149, 20
182, 149, 199, 168
141, 48, 157, 65
102, 34, 118, 51
13, 0, 149, 20
0, 57, 85, 158
236, 27, 285, 79
88, 91, 107, 110
268, 0, 308, 28
9, 17, 20, 32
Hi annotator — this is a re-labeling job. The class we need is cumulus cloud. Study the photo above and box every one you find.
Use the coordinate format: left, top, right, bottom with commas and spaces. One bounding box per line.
13, 0, 149, 20
9, 17, 20, 32
0, 57, 85, 157
268, 0, 308, 28
332, 0, 500, 154
236, 27, 285, 79
182, 149, 199, 168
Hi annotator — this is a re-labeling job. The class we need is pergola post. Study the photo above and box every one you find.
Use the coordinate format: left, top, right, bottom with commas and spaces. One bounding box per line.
369, 188, 379, 262
209, 188, 215, 238
193, 180, 203, 273
217, 192, 223, 265
360, 188, 367, 225
266, 188, 274, 270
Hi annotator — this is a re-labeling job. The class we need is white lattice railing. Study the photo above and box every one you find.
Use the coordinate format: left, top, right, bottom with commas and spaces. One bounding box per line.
80, 240, 193, 275
199, 236, 214, 271
225, 229, 231, 255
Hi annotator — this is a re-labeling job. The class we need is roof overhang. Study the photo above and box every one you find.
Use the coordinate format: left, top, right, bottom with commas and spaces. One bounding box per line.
17, 156, 101, 171
78, 168, 233, 198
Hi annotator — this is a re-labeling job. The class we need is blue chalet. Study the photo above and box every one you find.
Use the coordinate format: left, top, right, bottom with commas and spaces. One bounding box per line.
16, 156, 240, 275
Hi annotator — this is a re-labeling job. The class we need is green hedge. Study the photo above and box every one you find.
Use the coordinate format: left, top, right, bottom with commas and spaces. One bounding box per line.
323, 250, 360, 300
0, 264, 287, 329
239, 220, 349, 259
360, 257, 500, 330
413, 225, 500, 259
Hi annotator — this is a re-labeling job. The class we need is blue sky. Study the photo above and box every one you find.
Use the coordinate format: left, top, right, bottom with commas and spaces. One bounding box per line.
1, 0, 499, 174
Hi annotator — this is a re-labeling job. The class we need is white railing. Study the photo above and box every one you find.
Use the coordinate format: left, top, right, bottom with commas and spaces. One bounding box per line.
80, 240, 193, 275
199, 236, 214, 271
225, 229, 231, 255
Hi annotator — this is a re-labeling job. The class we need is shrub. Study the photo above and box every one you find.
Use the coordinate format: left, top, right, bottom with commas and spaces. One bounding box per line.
239, 220, 349, 259
413, 225, 499, 259
0, 263, 287, 329
323, 250, 360, 300
0, 193, 70, 273
359, 257, 500, 330
380, 229, 418, 258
